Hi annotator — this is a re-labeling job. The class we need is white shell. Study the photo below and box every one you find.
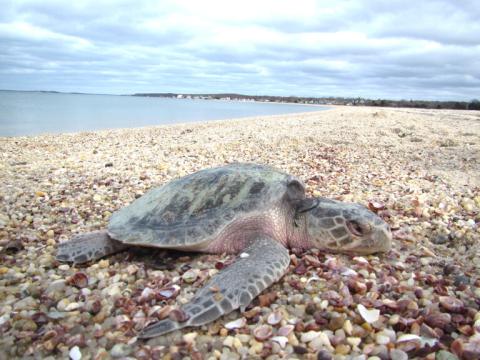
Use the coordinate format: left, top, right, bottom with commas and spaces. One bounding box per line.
225, 317, 246, 330
69, 346, 82, 360
357, 304, 380, 323
396, 334, 421, 343
272, 336, 288, 348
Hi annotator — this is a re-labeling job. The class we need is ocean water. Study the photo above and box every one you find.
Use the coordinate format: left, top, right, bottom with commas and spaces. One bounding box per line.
0, 91, 326, 136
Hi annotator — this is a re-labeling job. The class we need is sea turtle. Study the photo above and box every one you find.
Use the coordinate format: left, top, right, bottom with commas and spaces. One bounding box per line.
57, 163, 392, 338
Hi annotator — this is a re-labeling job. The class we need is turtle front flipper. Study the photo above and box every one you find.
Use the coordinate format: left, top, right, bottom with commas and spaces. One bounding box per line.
56, 230, 128, 264
139, 236, 290, 339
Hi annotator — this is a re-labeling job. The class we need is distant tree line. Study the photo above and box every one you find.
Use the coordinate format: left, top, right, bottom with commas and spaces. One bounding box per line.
362, 98, 480, 110
132, 93, 480, 111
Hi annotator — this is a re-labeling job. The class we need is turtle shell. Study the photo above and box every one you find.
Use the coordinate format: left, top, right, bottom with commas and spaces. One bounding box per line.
107, 163, 304, 248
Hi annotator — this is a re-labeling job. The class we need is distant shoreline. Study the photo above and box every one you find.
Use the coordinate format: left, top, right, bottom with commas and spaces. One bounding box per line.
1, 89, 478, 110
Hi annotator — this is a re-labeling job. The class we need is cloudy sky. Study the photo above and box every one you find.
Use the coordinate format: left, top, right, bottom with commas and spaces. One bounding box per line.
1, 0, 479, 100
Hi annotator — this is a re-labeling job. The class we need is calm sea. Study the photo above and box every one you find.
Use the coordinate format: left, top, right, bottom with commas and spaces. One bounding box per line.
0, 91, 326, 137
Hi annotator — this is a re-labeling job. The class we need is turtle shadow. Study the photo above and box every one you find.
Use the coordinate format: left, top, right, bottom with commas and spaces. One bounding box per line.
122, 247, 199, 270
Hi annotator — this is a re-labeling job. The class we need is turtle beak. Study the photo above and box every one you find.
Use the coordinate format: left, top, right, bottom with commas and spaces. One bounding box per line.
372, 224, 392, 253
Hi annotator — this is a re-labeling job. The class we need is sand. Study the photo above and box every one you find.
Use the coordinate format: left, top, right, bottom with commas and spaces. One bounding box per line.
0, 106, 479, 359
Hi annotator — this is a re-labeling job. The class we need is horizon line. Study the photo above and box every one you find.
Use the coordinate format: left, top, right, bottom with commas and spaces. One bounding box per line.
0, 89, 477, 104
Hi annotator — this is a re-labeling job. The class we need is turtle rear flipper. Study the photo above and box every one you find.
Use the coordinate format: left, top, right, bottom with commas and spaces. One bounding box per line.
139, 236, 290, 339
56, 230, 128, 263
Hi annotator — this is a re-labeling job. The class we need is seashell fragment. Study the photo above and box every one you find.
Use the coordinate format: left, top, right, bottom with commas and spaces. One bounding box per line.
272, 336, 288, 348
357, 304, 380, 323
439, 296, 464, 313
151, 305, 172, 320
306, 275, 321, 285
182, 269, 199, 283
340, 267, 358, 276
301, 330, 321, 342
267, 310, 282, 325
225, 317, 246, 330
352, 256, 369, 264
68, 272, 88, 288
368, 201, 385, 212
253, 324, 272, 341
397, 334, 421, 343
140, 287, 154, 301
69, 346, 82, 360
157, 285, 180, 300
278, 324, 294, 337
347, 278, 367, 294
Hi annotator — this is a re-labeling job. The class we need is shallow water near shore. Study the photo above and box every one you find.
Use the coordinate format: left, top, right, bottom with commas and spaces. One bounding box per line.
0, 90, 325, 136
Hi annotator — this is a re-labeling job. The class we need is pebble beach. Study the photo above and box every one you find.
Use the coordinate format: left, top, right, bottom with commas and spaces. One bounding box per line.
1, 106, 479, 359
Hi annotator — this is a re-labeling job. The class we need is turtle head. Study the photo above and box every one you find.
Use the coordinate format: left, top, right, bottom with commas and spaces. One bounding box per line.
298, 198, 392, 254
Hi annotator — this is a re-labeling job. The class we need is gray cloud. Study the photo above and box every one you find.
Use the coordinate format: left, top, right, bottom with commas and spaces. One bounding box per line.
0, 0, 479, 100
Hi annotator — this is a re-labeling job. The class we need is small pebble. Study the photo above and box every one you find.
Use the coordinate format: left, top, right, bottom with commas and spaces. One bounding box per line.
13, 296, 37, 311
347, 336, 361, 348
183, 332, 198, 344
182, 269, 199, 283
389, 349, 408, 360
439, 296, 464, 312
329, 315, 345, 331
454, 274, 470, 286
317, 350, 333, 360
432, 234, 449, 244
388, 314, 400, 325
232, 337, 242, 350
98, 259, 109, 268
65, 302, 81, 311
248, 340, 263, 355
293, 346, 308, 355
435, 350, 459, 360
335, 344, 351, 355
223, 336, 234, 348
110, 343, 132, 358
57, 298, 70, 312
301, 331, 321, 342
343, 319, 353, 335
375, 333, 390, 345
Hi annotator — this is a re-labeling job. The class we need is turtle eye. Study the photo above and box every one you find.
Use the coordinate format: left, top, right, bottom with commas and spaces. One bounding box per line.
347, 220, 368, 237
